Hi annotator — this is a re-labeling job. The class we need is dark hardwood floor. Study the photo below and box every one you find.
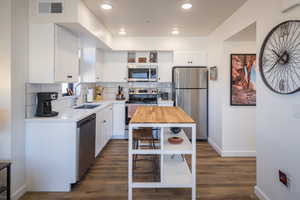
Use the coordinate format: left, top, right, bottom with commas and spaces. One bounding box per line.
21, 140, 258, 200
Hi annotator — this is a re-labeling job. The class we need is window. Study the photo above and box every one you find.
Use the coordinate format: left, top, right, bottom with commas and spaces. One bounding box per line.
62, 83, 74, 96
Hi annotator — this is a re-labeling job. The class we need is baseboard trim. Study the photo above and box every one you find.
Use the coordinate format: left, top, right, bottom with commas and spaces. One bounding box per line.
208, 137, 222, 156
255, 186, 271, 200
208, 138, 256, 157
112, 135, 128, 139
12, 184, 27, 200
222, 150, 256, 157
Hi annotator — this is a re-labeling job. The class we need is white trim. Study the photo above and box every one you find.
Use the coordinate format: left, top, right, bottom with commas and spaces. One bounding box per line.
112, 135, 128, 139
208, 137, 256, 157
208, 137, 222, 156
222, 150, 256, 157
255, 186, 271, 200
12, 184, 27, 200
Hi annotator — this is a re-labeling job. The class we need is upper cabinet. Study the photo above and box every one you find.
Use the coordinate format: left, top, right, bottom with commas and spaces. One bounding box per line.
29, 23, 79, 83
80, 48, 104, 83
158, 51, 173, 82
100, 51, 128, 82
173, 51, 207, 67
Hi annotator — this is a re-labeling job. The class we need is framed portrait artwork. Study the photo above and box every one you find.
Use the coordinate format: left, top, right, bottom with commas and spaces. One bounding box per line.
230, 54, 256, 106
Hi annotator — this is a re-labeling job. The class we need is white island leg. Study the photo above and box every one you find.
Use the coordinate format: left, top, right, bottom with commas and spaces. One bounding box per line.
192, 124, 196, 200
128, 125, 133, 200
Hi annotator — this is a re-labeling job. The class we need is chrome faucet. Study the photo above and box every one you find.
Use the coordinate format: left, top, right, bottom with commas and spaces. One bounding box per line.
72, 82, 85, 106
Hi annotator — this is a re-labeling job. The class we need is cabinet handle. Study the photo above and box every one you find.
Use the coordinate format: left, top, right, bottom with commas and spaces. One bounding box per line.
103, 120, 106, 123
67, 75, 73, 78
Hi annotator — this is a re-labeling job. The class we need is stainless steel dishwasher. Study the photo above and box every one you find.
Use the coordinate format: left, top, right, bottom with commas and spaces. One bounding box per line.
76, 114, 96, 181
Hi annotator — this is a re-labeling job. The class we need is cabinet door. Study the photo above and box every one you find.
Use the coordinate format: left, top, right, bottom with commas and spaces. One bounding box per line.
55, 25, 79, 82
95, 111, 103, 157
101, 51, 127, 82
80, 48, 96, 83
158, 51, 173, 82
95, 49, 104, 82
158, 101, 174, 107
112, 103, 125, 137
107, 106, 113, 139
29, 24, 55, 83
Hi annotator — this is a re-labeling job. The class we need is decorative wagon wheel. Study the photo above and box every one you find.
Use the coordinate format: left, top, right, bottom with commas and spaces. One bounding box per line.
259, 20, 300, 94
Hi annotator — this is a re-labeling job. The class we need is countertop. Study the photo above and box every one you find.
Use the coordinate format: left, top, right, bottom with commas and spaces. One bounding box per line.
130, 106, 195, 124
25, 100, 126, 123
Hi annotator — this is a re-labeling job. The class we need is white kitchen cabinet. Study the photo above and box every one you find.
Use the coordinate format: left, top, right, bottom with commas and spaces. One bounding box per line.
158, 51, 173, 82
95, 105, 113, 157
112, 103, 126, 139
95, 110, 103, 157
158, 100, 174, 107
100, 51, 128, 82
173, 51, 207, 67
103, 105, 113, 146
80, 48, 104, 83
29, 23, 79, 83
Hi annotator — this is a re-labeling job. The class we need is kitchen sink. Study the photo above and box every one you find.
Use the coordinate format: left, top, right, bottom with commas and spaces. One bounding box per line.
74, 104, 101, 109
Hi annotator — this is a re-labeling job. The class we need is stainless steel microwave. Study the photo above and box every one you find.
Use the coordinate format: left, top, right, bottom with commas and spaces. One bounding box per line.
127, 64, 158, 82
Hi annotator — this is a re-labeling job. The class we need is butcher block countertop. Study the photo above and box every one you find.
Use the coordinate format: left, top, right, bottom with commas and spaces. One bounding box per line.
130, 106, 195, 124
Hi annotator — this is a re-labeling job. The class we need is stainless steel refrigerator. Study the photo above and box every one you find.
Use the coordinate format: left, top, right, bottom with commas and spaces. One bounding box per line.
172, 67, 208, 140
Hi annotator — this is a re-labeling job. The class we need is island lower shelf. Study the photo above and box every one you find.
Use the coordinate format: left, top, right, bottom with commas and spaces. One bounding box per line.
133, 154, 192, 188
131, 128, 192, 155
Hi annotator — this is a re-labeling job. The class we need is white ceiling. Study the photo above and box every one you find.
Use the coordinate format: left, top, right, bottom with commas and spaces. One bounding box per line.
83, 0, 247, 37
226, 22, 256, 41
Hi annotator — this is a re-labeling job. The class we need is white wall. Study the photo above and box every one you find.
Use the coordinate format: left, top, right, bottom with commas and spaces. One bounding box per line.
0, 0, 12, 160
11, 0, 29, 198
222, 41, 256, 156
208, 0, 300, 199
0, 0, 28, 199
112, 36, 209, 51
207, 1, 257, 156
77, 0, 112, 48
255, 2, 300, 200
208, 40, 256, 157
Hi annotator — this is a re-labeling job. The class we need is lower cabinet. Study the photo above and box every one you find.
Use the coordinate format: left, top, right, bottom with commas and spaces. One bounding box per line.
112, 103, 126, 138
158, 100, 174, 107
95, 105, 113, 157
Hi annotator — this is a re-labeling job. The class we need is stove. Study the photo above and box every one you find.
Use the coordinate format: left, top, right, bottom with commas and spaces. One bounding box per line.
127, 88, 158, 104
125, 88, 158, 126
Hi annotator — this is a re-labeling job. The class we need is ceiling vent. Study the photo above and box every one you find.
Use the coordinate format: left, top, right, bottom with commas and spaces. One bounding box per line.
38, 0, 64, 14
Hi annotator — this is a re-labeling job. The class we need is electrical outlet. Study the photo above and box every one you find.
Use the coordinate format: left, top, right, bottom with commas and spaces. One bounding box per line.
279, 170, 289, 188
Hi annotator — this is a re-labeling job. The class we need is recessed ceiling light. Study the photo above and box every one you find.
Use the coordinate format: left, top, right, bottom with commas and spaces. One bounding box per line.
172, 29, 179, 35
119, 29, 126, 35
181, 3, 192, 10
101, 3, 112, 10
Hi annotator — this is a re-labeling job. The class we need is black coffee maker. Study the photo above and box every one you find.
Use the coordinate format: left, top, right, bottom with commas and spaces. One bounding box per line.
36, 92, 59, 117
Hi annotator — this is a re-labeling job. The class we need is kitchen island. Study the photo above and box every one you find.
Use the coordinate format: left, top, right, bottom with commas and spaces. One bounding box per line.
128, 106, 197, 200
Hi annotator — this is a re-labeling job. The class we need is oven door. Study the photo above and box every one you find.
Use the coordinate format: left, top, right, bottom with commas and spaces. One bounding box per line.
128, 67, 150, 82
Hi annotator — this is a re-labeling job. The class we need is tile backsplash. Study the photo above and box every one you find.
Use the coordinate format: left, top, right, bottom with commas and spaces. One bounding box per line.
25, 83, 95, 118
25, 82, 172, 118
97, 82, 172, 100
